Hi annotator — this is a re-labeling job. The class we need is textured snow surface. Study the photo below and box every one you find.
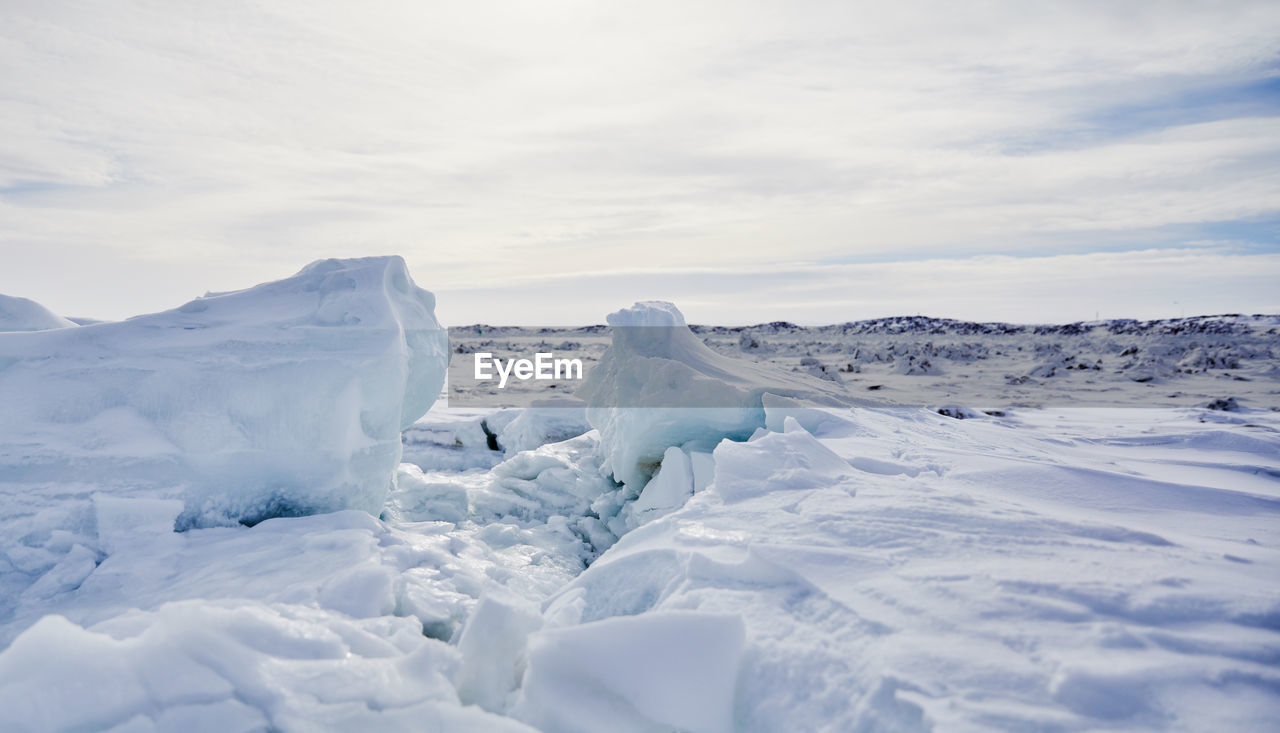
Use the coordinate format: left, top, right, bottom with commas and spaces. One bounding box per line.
6, 404, 1277, 731
0, 293, 77, 332
524, 408, 1280, 731
2, 286, 1279, 730
0, 600, 536, 733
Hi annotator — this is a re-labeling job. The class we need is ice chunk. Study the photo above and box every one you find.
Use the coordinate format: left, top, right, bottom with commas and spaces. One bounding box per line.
496, 407, 592, 455
690, 450, 716, 493
91, 495, 183, 555
0, 256, 449, 534
762, 392, 856, 435
585, 404, 761, 490
389, 463, 470, 523
478, 434, 620, 526
3, 503, 587, 648
711, 418, 854, 503
631, 446, 694, 515
400, 408, 507, 473
454, 594, 543, 713
397, 406, 592, 473
17, 544, 100, 605
513, 611, 745, 733
0, 293, 76, 332
579, 301, 856, 488
0, 600, 537, 732
613, 446, 694, 533
316, 562, 400, 618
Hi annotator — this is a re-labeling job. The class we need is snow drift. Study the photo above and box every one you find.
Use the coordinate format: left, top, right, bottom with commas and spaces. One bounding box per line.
0, 294, 76, 332
0, 256, 449, 534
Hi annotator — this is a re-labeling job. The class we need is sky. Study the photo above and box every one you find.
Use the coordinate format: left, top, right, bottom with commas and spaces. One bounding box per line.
1, 0, 1279, 325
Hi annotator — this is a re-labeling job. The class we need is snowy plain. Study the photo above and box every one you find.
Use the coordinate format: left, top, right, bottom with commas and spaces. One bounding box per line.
1, 258, 1279, 732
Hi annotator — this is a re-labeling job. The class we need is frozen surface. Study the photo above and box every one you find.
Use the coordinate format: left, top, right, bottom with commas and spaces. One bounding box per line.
0, 600, 536, 733
449, 314, 1280, 410
5, 402, 1280, 730
0, 293, 76, 332
520, 406, 1280, 731
0, 257, 449, 625
3, 295, 1280, 730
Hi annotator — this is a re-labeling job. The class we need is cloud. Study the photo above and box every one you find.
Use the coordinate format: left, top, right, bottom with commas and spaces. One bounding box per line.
431, 247, 1280, 325
1, 0, 1278, 321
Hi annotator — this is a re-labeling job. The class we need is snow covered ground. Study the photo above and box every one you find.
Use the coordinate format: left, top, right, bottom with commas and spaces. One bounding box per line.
2, 262, 1279, 731
447, 315, 1280, 411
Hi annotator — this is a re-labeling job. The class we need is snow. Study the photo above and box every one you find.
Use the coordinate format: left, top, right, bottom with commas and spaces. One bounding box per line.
0, 293, 76, 332
514, 406, 1280, 730
0, 601, 536, 733
513, 611, 745, 733
2, 274, 1279, 730
0, 256, 449, 538
712, 416, 854, 502
4, 400, 1280, 730
448, 314, 1280, 411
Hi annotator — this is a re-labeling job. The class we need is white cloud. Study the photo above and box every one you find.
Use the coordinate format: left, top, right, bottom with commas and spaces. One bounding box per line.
1, 0, 1278, 321
431, 248, 1280, 325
